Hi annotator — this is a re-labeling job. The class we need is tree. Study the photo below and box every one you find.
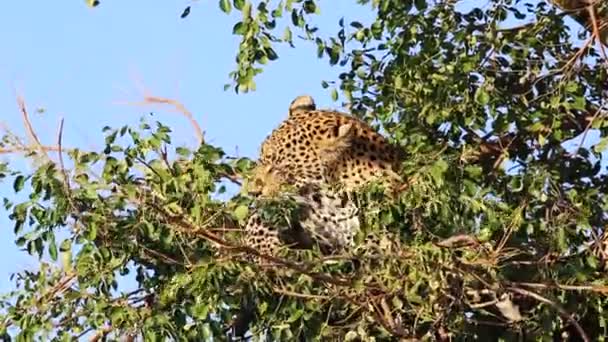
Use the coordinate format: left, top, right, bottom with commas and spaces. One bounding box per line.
2, 0, 608, 340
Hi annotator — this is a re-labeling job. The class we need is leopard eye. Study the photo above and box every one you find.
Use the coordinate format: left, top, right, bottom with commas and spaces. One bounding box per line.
270, 169, 284, 180
312, 193, 322, 203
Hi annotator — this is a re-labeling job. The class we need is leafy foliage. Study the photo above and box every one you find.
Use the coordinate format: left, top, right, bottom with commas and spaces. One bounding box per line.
2, 0, 608, 340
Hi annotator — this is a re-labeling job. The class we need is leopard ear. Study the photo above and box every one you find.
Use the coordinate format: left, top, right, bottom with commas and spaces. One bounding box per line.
289, 95, 316, 116
337, 123, 354, 138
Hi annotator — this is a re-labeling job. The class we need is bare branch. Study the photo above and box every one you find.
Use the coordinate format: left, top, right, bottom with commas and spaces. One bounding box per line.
145, 96, 204, 145
16, 94, 47, 158
0, 145, 75, 155
118, 93, 204, 145
510, 281, 608, 294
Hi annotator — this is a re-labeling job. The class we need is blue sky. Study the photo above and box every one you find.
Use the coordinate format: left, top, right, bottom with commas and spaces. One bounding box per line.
0, 1, 374, 292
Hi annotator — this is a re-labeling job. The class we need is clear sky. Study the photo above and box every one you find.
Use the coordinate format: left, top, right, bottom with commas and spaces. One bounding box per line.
0, 1, 374, 292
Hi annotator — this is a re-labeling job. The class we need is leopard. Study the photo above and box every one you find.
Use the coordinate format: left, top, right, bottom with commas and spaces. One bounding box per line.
242, 95, 405, 263
236, 96, 407, 337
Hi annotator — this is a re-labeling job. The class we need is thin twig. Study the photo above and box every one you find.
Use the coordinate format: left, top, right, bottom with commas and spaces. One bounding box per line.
57, 118, 73, 202
16, 94, 47, 158
574, 103, 606, 156
220, 171, 243, 186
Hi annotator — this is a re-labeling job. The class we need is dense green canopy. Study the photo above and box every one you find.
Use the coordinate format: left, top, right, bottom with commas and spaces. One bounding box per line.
2, 0, 608, 340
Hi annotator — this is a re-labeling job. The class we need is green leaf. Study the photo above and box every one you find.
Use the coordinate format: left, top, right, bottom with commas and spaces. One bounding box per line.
60, 239, 73, 271
291, 8, 304, 27
176, 146, 191, 157
556, 227, 567, 252
85, 0, 100, 7
594, 137, 608, 153
234, 0, 245, 10
192, 302, 209, 319
234, 157, 253, 172
233, 22, 247, 35
414, 0, 427, 11
538, 134, 546, 146
350, 21, 363, 29
34, 237, 44, 258
331, 88, 338, 101
283, 26, 292, 42
287, 309, 303, 322
265, 47, 278, 60
87, 222, 98, 240
429, 159, 448, 184
180, 6, 191, 18
13, 175, 25, 192
303, 0, 316, 13
571, 95, 586, 110
219, 0, 232, 13
233, 205, 249, 221
565, 81, 578, 93
474, 87, 490, 105
528, 121, 545, 132
49, 238, 58, 261
586, 255, 599, 269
